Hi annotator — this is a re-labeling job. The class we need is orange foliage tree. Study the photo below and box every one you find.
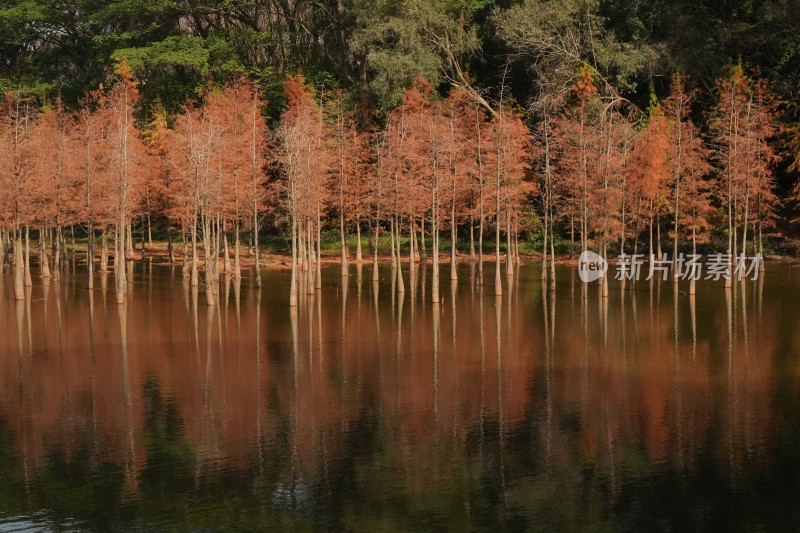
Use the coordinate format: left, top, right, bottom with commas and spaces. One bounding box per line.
275, 74, 330, 305
710, 66, 782, 269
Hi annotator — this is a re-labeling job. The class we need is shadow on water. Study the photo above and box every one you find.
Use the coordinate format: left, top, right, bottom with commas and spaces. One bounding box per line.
0, 261, 799, 530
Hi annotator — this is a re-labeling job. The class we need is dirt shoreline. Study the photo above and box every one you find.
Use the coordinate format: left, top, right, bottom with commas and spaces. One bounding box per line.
64, 243, 796, 271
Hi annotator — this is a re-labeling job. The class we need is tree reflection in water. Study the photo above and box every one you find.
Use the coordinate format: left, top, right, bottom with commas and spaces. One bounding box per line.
0, 262, 798, 530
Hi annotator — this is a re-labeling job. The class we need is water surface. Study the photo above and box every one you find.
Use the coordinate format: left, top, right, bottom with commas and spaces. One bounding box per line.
1, 261, 800, 531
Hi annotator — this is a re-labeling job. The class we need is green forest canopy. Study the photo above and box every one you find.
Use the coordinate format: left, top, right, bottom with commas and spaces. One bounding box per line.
3, 1, 798, 108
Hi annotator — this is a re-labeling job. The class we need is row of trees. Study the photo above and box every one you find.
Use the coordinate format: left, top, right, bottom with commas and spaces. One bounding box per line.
0, 63, 781, 305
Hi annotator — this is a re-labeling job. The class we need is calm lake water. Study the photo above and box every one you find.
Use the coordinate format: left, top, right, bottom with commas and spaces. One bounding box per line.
1, 260, 800, 531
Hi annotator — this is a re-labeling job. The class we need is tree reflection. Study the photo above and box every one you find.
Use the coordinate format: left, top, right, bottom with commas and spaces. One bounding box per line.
0, 262, 795, 530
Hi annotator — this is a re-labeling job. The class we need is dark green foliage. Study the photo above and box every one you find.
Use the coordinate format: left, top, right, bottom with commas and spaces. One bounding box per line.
1, 0, 798, 110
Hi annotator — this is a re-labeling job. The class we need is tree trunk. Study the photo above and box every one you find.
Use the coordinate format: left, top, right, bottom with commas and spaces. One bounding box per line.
469, 217, 475, 261
409, 219, 416, 272
167, 229, 176, 264
411, 217, 424, 262
140, 217, 146, 257
41, 226, 51, 279
223, 232, 231, 274
0, 229, 5, 270
234, 224, 241, 279
395, 218, 405, 292
316, 206, 322, 290
181, 228, 189, 277
126, 223, 134, 259
549, 197, 556, 291
100, 228, 108, 272
355, 217, 363, 262
70, 225, 76, 264
116, 222, 126, 304
656, 214, 663, 260
53, 228, 61, 282
689, 230, 697, 295
87, 222, 94, 288
14, 233, 24, 300
24, 227, 32, 287
648, 203, 654, 259
505, 207, 513, 276
390, 218, 396, 269
431, 190, 440, 304
478, 211, 484, 286
542, 196, 549, 280
419, 218, 427, 263
340, 211, 348, 276
495, 180, 502, 296
450, 207, 457, 281
289, 216, 298, 306
191, 220, 199, 287
147, 208, 153, 247
372, 217, 380, 282
203, 218, 216, 306
307, 222, 316, 295
253, 214, 262, 287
